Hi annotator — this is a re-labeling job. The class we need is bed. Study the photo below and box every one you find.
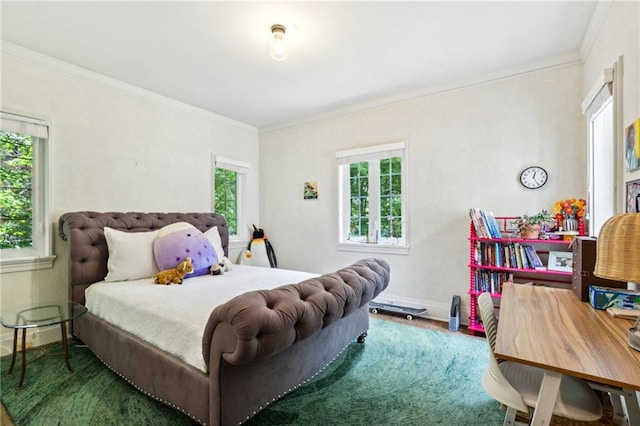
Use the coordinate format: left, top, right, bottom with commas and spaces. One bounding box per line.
58, 212, 390, 426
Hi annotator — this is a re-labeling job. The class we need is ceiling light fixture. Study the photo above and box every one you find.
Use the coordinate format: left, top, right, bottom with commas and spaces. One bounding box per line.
269, 24, 287, 61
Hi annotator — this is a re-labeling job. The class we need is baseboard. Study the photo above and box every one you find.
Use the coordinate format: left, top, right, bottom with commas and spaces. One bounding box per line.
0, 325, 62, 357
372, 294, 468, 326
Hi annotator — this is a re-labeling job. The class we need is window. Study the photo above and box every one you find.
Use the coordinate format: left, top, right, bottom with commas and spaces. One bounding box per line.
588, 98, 614, 235
212, 156, 248, 242
583, 67, 616, 236
1, 112, 54, 272
337, 141, 409, 254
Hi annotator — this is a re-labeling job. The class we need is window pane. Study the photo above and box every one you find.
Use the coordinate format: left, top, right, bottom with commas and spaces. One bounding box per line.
391, 157, 401, 173
380, 158, 390, 174
0, 131, 34, 249
391, 196, 402, 217
214, 168, 238, 235
380, 175, 390, 196
379, 157, 402, 239
359, 177, 368, 196
349, 161, 370, 239
391, 174, 401, 195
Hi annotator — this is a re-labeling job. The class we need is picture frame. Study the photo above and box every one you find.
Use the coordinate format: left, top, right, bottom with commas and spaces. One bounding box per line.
624, 118, 640, 172
626, 179, 640, 213
547, 251, 573, 273
303, 181, 318, 200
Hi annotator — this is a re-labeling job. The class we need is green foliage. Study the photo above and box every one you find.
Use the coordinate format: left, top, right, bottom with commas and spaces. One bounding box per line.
350, 161, 369, 237
349, 157, 403, 240
214, 168, 237, 235
0, 131, 34, 249
514, 210, 552, 234
380, 157, 402, 238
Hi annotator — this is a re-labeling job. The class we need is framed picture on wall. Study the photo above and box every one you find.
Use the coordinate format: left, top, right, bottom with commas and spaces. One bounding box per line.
626, 179, 640, 213
547, 251, 573, 273
304, 181, 318, 200
624, 118, 640, 172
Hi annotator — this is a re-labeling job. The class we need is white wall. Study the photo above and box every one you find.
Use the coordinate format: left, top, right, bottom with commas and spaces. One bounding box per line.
0, 45, 260, 353
583, 0, 640, 199
259, 63, 586, 322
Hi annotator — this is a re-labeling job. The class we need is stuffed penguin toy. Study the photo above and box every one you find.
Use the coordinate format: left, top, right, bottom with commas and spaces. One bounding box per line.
247, 225, 277, 268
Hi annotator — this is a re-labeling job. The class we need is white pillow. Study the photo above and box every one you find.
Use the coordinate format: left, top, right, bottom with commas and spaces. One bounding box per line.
104, 227, 160, 282
204, 226, 225, 261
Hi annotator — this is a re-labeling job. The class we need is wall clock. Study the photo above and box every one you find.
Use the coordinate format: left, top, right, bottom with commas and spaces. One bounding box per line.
519, 166, 548, 189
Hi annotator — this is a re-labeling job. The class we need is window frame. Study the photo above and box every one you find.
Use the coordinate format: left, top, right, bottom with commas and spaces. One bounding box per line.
336, 141, 409, 255
0, 111, 55, 272
212, 155, 249, 244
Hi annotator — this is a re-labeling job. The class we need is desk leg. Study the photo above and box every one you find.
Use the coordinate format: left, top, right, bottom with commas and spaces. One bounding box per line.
60, 322, 72, 373
622, 388, 640, 426
530, 370, 562, 426
7, 328, 18, 375
18, 329, 27, 388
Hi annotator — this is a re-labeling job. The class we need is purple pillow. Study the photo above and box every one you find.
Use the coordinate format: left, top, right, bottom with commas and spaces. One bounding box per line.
153, 227, 218, 277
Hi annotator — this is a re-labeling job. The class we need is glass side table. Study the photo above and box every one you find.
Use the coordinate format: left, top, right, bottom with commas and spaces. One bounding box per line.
0, 300, 88, 388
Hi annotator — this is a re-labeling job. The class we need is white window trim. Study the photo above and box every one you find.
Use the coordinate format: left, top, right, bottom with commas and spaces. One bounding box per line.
336, 140, 409, 255
0, 111, 55, 272
212, 155, 249, 243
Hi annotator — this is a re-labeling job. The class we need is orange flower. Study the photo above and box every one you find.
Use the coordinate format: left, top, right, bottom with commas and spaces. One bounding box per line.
553, 198, 586, 219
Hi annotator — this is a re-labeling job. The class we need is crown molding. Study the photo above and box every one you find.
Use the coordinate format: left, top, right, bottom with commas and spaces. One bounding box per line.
260, 51, 583, 134
0, 40, 258, 134
580, 0, 613, 60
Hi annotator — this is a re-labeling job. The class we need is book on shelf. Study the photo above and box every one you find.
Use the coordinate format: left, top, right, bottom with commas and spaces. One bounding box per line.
523, 245, 544, 268
469, 208, 502, 238
474, 241, 546, 271
469, 208, 486, 238
473, 270, 514, 293
469, 208, 489, 238
483, 211, 502, 238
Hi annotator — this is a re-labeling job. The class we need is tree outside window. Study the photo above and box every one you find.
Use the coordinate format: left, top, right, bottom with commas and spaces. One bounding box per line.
0, 112, 53, 271
338, 141, 407, 249
0, 131, 34, 249
214, 168, 238, 236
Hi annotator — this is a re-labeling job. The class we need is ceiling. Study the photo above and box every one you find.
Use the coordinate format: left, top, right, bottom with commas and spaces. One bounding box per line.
1, 1, 599, 130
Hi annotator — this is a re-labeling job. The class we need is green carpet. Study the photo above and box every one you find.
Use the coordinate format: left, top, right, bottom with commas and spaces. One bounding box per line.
1, 319, 505, 425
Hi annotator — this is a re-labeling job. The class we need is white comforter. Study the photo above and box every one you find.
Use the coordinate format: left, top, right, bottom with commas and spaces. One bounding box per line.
85, 265, 318, 372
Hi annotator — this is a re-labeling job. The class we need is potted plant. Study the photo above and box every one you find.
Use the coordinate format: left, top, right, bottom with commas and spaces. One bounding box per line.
514, 210, 551, 239
553, 198, 587, 232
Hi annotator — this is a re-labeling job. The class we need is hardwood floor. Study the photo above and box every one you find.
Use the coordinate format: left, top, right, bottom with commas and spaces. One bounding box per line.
1, 400, 12, 426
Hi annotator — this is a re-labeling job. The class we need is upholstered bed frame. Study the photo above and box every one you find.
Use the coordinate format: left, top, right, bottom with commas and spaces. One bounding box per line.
58, 212, 390, 426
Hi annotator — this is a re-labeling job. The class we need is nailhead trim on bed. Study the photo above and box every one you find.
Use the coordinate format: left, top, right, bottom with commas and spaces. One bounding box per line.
83, 344, 208, 425
237, 327, 368, 424
83, 327, 367, 426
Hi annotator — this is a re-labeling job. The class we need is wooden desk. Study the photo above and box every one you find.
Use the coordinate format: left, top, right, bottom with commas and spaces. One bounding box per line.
495, 284, 640, 425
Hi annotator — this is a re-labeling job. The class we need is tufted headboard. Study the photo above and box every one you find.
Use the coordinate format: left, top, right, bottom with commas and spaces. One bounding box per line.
58, 212, 229, 305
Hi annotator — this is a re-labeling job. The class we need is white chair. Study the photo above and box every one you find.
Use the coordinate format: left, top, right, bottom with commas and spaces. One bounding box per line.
477, 292, 603, 425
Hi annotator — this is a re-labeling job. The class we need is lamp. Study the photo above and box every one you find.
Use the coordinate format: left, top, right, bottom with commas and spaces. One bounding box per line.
594, 212, 640, 351
269, 24, 287, 61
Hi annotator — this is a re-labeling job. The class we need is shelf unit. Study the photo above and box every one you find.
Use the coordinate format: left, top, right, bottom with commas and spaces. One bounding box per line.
468, 216, 573, 334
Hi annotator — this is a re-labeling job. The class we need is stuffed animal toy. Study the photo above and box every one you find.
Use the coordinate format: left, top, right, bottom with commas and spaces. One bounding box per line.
153, 223, 217, 277
209, 256, 232, 276
238, 249, 252, 265
220, 256, 232, 272
153, 257, 194, 285
210, 263, 223, 275
248, 225, 277, 268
